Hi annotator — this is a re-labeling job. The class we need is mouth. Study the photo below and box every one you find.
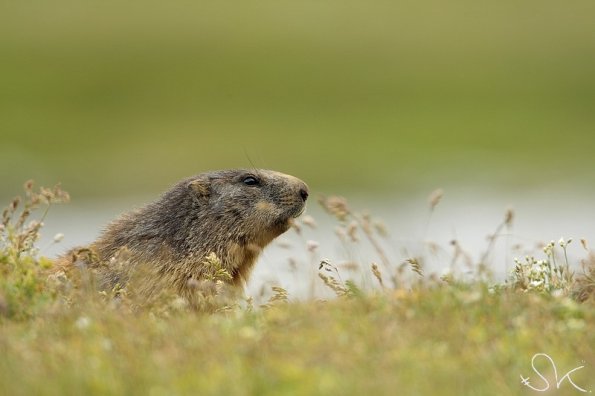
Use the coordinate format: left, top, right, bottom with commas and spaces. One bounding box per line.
273, 205, 304, 231
291, 204, 306, 219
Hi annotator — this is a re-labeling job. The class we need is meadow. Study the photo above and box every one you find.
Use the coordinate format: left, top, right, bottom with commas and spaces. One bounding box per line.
1, 182, 594, 395
2, 1, 595, 394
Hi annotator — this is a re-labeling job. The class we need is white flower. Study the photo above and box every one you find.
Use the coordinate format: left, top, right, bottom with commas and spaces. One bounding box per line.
558, 237, 573, 248
529, 280, 543, 288
75, 316, 91, 330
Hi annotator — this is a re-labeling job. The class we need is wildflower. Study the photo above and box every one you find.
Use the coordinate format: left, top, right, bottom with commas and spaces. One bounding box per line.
559, 237, 572, 247
543, 241, 555, 256
75, 316, 91, 330
529, 280, 543, 288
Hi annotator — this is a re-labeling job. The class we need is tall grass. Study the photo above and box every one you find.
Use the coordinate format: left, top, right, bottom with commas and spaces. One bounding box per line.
1, 182, 594, 395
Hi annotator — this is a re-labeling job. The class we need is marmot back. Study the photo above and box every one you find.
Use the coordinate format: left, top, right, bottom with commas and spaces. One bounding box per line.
56, 169, 308, 296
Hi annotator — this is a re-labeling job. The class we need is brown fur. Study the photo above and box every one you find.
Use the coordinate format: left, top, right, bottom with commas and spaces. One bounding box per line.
55, 169, 308, 296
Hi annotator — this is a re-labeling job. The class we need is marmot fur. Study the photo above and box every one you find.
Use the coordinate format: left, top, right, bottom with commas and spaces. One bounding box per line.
56, 169, 308, 298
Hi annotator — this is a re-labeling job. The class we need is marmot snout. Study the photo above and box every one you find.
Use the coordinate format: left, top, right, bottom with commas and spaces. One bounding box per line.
57, 169, 309, 294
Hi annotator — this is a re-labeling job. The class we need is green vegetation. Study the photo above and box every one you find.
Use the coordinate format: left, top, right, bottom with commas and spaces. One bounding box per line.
2, 0, 595, 198
1, 183, 594, 395
2, 1, 594, 392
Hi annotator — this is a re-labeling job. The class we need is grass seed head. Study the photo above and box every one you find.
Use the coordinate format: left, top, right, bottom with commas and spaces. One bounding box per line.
428, 188, 444, 211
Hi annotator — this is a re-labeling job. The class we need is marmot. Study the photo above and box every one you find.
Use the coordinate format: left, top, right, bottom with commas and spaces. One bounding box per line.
56, 169, 308, 298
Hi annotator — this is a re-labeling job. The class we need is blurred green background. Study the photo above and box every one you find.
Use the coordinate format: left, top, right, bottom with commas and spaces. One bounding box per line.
1, 0, 594, 199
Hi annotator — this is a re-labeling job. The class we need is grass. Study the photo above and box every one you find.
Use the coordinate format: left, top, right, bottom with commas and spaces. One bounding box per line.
1, 182, 594, 395
2, 2, 594, 393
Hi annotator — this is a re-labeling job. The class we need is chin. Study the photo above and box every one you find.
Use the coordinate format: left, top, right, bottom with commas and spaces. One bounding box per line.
273, 217, 293, 235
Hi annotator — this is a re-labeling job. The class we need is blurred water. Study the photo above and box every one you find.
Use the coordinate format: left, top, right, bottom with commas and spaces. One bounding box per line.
38, 185, 595, 301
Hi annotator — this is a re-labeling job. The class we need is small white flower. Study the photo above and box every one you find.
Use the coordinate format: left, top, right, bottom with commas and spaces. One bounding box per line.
529, 280, 543, 288
75, 316, 91, 330
53, 233, 65, 243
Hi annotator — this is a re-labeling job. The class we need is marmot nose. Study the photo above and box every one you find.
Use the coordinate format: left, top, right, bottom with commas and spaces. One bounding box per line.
299, 187, 309, 202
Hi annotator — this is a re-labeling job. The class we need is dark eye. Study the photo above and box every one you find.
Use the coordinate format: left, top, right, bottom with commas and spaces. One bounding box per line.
243, 176, 260, 186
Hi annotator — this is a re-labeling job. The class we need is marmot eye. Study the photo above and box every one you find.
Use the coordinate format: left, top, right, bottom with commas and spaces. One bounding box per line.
243, 176, 260, 186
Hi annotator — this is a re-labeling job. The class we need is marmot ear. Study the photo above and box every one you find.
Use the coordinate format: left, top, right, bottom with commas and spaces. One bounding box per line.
187, 178, 210, 200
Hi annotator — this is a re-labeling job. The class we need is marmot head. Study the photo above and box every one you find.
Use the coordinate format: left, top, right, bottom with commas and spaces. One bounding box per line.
186, 169, 309, 247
